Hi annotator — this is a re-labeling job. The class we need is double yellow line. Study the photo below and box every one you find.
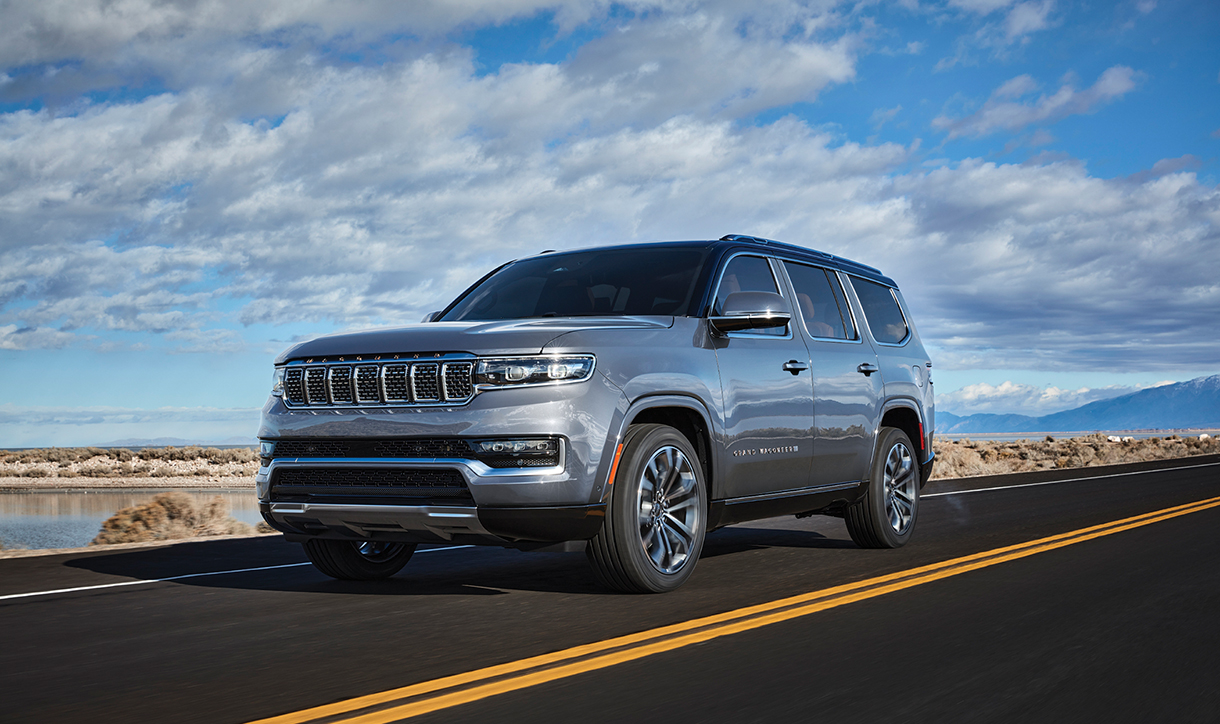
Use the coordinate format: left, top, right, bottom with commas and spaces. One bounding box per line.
251, 494, 1220, 724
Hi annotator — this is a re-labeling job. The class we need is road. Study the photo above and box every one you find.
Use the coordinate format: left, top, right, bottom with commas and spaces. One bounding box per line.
1, 455, 1218, 724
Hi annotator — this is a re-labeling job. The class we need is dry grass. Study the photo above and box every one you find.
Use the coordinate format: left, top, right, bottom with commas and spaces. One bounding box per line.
90, 491, 273, 545
931, 433, 1219, 479
1, 446, 258, 480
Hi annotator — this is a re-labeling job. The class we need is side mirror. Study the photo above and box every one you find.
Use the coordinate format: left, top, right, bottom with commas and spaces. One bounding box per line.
708, 292, 791, 335
421, 311, 441, 323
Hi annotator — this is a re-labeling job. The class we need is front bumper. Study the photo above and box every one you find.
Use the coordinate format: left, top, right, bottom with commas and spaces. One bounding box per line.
260, 500, 606, 544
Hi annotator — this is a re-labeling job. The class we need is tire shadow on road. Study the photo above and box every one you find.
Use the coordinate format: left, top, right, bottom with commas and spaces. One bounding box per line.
61, 536, 607, 596
701, 525, 857, 559
58, 519, 854, 597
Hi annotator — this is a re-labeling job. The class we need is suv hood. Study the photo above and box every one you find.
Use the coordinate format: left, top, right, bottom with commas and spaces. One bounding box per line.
275, 317, 675, 363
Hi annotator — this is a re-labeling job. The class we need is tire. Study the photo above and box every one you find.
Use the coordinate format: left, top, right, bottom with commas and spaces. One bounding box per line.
845, 427, 919, 549
302, 539, 417, 580
587, 424, 708, 593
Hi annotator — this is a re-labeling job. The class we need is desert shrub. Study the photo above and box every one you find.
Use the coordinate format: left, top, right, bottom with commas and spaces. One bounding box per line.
58, 470, 78, 478
151, 465, 176, 477
21, 468, 50, 477
79, 465, 113, 477
91, 492, 256, 545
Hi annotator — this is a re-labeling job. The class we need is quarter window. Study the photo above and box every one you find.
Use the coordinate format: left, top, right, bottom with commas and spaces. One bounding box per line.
850, 277, 908, 344
783, 262, 856, 340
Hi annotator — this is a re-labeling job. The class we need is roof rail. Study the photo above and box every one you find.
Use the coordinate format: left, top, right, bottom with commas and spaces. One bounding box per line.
719, 234, 770, 244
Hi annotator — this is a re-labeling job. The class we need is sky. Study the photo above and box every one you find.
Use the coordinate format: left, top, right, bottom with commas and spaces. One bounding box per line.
0, 0, 1217, 446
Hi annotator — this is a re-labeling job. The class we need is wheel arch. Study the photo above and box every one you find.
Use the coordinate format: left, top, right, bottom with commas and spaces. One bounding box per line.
879, 399, 929, 476
618, 395, 717, 500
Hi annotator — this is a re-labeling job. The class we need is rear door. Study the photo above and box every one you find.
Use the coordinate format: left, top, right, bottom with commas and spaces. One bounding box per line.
782, 261, 884, 487
711, 253, 815, 499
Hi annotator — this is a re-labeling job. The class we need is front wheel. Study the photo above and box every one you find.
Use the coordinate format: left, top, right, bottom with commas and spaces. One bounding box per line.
845, 427, 919, 549
587, 424, 707, 593
302, 539, 417, 580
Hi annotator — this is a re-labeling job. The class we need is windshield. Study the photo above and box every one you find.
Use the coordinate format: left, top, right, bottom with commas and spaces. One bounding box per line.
441, 248, 709, 321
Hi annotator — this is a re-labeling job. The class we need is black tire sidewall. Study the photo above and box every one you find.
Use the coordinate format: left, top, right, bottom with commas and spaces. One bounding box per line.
606, 424, 707, 593
867, 427, 919, 547
303, 539, 416, 580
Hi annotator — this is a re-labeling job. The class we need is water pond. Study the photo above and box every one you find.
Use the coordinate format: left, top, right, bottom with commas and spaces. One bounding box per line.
0, 490, 261, 551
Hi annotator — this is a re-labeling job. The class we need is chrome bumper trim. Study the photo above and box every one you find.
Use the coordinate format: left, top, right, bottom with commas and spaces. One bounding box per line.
267, 502, 491, 540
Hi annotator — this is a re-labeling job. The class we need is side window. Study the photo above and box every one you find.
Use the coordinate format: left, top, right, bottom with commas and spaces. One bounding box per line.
712, 255, 785, 336
783, 262, 856, 340
850, 277, 908, 344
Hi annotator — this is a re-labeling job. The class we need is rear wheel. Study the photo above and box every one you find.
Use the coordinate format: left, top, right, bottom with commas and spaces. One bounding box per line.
302, 539, 417, 580
845, 426, 919, 549
587, 424, 707, 593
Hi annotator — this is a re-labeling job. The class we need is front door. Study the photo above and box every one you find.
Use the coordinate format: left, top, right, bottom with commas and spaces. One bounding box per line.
712, 254, 815, 499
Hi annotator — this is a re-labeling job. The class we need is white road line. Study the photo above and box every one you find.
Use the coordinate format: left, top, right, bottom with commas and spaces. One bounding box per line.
0, 544, 474, 602
924, 461, 1220, 498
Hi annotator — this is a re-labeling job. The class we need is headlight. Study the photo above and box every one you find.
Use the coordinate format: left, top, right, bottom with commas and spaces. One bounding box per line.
271, 367, 285, 396
474, 355, 595, 388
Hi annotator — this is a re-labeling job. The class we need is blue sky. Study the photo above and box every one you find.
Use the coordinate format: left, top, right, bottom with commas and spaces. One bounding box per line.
1, 0, 1217, 446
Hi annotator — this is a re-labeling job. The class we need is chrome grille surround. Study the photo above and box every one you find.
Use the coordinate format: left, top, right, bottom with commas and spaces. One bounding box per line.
279, 354, 477, 408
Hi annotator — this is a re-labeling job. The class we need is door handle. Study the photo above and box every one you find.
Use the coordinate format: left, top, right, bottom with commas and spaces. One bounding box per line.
783, 360, 809, 375
857, 363, 879, 376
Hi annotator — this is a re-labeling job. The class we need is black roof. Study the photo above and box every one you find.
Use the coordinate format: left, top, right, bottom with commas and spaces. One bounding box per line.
527, 234, 896, 287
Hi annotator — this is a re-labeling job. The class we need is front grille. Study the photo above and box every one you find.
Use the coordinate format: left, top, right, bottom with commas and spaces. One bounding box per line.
266, 437, 561, 468
278, 358, 475, 407
329, 367, 353, 403
444, 362, 474, 399
354, 366, 380, 403
272, 440, 354, 458
372, 439, 474, 458
383, 365, 409, 401
270, 467, 474, 503
285, 369, 305, 404
305, 367, 328, 404
412, 363, 440, 402
274, 467, 467, 489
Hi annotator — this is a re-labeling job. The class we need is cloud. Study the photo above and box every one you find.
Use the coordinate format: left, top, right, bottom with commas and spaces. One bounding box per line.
934, 0, 1057, 69
1002, 0, 1054, 42
871, 105, 903, 130
887, 160, 1220, 372
936, 380, 1140, 416
933, 65, 1140, 138
0, 0, 609, 69
0, 324, 79, 350
0, 2, 1217, 379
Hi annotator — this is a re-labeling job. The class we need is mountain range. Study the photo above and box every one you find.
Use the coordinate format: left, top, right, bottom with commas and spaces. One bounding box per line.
937, 374, 1220, 434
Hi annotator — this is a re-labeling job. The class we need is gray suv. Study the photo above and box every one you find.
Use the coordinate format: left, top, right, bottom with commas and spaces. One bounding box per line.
257, 235, 935, 592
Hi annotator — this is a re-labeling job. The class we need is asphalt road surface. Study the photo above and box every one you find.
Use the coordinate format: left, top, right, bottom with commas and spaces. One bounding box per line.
2, 455, 1218, 724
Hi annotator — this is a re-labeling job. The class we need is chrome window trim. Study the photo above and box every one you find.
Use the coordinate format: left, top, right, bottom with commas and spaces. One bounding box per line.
707, 251, 794, 341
